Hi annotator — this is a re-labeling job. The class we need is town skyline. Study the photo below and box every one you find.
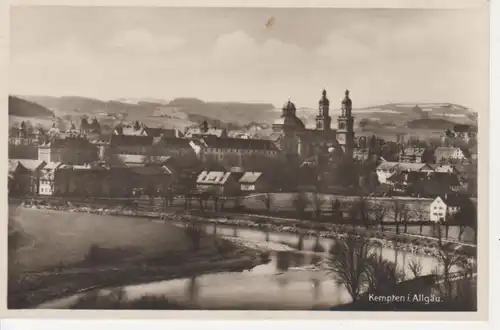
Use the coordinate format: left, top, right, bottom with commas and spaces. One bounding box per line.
10, 7, 488, 111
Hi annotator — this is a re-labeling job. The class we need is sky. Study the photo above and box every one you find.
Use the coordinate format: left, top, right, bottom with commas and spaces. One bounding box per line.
9, 6, 489, 110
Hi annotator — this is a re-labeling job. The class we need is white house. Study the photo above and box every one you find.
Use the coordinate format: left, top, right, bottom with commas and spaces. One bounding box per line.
434, 147, 467, 163
238, 172, 267, 193
38, 162, 66, 196
429, 194, 464, 222
376, 162, 399, 184
434, 164, 457, 173
376, 161, 434, 184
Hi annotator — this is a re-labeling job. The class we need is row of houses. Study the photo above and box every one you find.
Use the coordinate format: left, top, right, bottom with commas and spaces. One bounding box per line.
37, 129, 283, 173
8, 156, 268, 198
375, 159, 476, 198
397, 146, 473, 164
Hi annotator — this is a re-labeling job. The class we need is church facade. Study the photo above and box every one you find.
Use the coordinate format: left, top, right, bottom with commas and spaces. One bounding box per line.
268, 89, 355, 165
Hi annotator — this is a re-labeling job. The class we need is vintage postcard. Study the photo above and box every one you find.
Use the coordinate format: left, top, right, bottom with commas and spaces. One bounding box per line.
1, 0, 490, 321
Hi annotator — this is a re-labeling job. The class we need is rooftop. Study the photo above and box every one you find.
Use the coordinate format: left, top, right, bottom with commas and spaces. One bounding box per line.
109, 134, 153, 146
201, 136, 279, 151
185, 127, 227, 138
9, 159, 46, 171
239, 172, 263, 184
196, 171, 233, 185
153, 137, 193, 149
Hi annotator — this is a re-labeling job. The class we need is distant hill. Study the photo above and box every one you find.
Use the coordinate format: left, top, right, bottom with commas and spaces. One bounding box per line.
405, 118, 456, 130
166, 98, 276, 126
9, 96, 54, 118
19, 95, 162, 117
15, 95, 476, 135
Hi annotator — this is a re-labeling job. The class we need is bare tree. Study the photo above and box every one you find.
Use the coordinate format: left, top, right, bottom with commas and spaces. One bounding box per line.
400, 203, 415, 234
371, 203, 389, 231
349, 195, 372, 229
392, 199, 410, 234
331, 198, 342, 222
408, 258, 423, 278
324, 234, 371, 303
365, 254, 405, 294
432, 224, 467, 301
184, 222, 203, 252
258, 193, 272, 212
312, 192, 325, 219
411, 203, 427, 235
292, 191, 309, 218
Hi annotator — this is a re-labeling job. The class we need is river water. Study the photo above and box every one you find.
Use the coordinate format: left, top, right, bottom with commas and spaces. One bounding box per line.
36, 220, 445, 310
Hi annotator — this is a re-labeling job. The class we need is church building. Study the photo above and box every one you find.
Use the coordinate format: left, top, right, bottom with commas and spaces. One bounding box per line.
267, 89, 355, 165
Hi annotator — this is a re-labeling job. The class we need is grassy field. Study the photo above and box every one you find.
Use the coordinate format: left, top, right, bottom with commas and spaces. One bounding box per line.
9, 205, 197, 274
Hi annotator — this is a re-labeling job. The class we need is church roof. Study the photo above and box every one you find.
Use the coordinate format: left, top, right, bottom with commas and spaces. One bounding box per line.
282, 100, 296, 110
342, 90, 352, 106
201, 137, 278, 151
273, 116, 305, 129
319, 89, 330, 106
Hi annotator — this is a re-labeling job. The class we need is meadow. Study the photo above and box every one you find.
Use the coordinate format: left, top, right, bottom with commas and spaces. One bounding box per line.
9, 206, 196, 274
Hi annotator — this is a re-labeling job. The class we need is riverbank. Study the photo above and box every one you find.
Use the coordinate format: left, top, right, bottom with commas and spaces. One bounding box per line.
10, 241, 269, 309
8, 205, 271, 309
18, 201, 476, 260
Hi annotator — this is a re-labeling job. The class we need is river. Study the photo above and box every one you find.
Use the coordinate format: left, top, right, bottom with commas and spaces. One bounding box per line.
35, 219, 445, 310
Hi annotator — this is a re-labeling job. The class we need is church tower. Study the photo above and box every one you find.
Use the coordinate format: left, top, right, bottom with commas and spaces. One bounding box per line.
316, 89, 331, 131
336, 90, 355, 161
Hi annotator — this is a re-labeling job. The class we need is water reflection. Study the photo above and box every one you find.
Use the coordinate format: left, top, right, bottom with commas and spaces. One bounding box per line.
276, 276, 289, 289
186, 276, 199, 302
275, 251, 322, 273
38, 220, 445, 310
311, 278, 321, 302
297, 234, 304, 251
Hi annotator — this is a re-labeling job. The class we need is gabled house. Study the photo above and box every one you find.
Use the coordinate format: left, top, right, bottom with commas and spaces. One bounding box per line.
387, 171, 427, 192
238, 172, 267, 193
376, 161, 399, 184
38, 162, 72, 196
195, 171, 240, 196
376, 161, 434, 184
128, 165, 172, 197
434, 164, 457, 173
429, 194, 475, 222
8, 159, 46, 196
434, 147, 467, 164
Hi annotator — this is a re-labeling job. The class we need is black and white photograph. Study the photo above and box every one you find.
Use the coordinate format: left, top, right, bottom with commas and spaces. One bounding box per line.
6, 4, 487, 314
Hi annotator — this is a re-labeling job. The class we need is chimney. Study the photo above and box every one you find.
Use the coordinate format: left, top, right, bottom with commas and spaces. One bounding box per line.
444, 193, 448, 201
